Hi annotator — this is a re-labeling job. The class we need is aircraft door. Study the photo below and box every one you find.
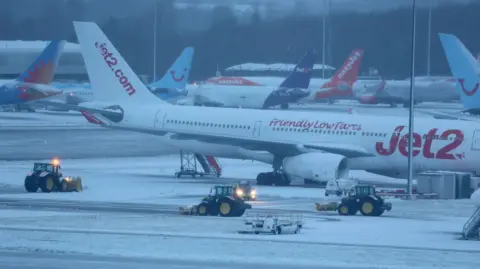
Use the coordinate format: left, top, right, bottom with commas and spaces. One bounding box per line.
154, 109, 164, 129
471, 130, 480, 151
253, 121, 262, 136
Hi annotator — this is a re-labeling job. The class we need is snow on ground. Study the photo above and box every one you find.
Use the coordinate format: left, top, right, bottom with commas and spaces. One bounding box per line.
0, 156, 413, 204
0, 207, 478, 268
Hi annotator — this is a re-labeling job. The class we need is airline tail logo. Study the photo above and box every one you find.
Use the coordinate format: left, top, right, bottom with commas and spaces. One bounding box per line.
95, 42, 136, 96
171, 68, 187, 82
458, 78, 479, 96
295, 67, 312, 73
337, 51, 361, 80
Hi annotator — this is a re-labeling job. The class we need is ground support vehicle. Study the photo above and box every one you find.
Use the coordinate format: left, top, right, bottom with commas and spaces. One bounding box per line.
315, 185, 392, 216
244, 212, 303, 234
179, 185, 252, 217
24, 159, 83, 193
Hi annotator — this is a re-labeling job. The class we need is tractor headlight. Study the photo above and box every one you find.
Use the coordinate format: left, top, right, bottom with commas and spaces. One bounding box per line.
250, 190, 256, 197
236, 189, 244, 196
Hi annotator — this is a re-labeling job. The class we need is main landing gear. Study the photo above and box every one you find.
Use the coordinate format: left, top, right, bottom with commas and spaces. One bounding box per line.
256, 172, 291, 186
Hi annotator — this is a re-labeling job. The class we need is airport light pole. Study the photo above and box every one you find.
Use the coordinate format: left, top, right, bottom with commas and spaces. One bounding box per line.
426, 0, 432, 77
321, 0, 327, 79
153, 0, 158, 82
407, 0, 417, 199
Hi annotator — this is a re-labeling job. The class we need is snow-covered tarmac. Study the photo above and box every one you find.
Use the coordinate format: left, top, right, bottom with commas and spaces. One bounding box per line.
0, 156, 479, 269
0, 104, 478, 268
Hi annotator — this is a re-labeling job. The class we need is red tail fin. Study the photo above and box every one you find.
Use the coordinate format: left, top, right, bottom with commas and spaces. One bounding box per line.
322, 49, 364, 89
315, 49, 364, 101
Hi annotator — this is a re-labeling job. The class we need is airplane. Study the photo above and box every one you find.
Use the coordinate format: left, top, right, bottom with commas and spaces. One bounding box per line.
70, 21, 480, 187
201, 49, 365, 108
0, 40, 65, 111
191, 49, 315, 110
41, 47, 194, 110
416, 33, 480, 121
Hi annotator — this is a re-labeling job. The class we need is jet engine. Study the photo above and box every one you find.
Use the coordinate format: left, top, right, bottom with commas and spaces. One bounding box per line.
282, 152, 349, 183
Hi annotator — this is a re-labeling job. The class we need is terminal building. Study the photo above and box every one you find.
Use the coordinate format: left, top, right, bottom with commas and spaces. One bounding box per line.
0, 41, 88, 82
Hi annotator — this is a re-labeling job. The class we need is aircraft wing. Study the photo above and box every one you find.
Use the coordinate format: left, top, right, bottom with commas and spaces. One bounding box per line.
416, 109, 480, 121
96, 119, 373, 158
37, 100, 122, 119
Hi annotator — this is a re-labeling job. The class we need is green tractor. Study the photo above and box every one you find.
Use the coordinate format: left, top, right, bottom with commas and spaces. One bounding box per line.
337, 185, 392, 217
24, 159, 83, 193
197, 185, 252, 217
232, 180, 256, 201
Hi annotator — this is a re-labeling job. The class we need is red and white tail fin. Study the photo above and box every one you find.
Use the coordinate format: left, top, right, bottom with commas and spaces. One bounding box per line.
314, 49, 364, 101
73, 21, 166, 106
321, 49, 364, 89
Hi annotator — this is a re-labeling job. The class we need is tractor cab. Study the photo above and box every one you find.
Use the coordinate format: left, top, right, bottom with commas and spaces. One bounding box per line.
33, 162, 61, 175
349, 185, 376, 197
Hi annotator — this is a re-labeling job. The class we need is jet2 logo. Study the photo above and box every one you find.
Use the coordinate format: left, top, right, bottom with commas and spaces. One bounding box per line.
338, 51, 361, 80
375, 126, 465, 160
95, 42, 136, 96
458, 78, 479, 96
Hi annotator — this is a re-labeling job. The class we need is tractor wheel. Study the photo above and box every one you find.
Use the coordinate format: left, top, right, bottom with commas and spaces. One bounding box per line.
24, 176, 38, 193
337, 203, 350, 216
359, 199, 377, 216
218, 199, 236, 217
39, 176, 55, 193
197, 203, 209, 216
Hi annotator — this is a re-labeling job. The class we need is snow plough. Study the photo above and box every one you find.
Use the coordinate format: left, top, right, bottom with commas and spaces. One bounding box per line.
179, 185, 252, 217
24, 158, 83, 193
315, 185, 392, 216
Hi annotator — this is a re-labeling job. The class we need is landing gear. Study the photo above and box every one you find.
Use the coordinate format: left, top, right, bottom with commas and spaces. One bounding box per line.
256, 172, 291, 186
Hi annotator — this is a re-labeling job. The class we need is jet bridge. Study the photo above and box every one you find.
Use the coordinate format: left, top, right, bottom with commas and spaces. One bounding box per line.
175, 151, 222, 178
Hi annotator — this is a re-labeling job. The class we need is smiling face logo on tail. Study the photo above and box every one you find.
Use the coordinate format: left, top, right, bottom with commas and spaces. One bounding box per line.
458, 78, 479, 96
170, 68, 188, 82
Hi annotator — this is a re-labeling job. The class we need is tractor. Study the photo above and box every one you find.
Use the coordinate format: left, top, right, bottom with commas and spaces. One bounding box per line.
337, 185, 392, 216
232, 180, 256, 201
196, 185, 252, 217
24, 158, 83, 193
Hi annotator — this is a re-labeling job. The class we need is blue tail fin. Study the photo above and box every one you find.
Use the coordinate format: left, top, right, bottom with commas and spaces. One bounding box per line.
148, 47, 194, 90
16, 40, 65, 85
439, 33, 480, 110
279, 49, 316, 89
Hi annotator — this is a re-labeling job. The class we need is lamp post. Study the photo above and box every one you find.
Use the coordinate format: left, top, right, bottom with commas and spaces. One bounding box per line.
407, 0, 417, 199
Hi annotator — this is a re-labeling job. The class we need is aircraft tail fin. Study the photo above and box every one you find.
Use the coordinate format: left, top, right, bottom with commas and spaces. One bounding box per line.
279, 49, 316, 89
321, 49, 364, 89
16, 40, 65, 85
439, 33, 480, 110
148, 47, 194, 90
73, 21, 168, 105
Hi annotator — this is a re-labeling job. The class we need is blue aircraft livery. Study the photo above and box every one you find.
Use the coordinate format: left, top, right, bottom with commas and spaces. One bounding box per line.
262, 49, 316, 109
0, 40, 65, 105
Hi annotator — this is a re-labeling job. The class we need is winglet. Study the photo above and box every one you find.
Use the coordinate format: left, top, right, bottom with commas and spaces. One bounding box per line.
80, 110, 105, 125
439, 33, 480, 110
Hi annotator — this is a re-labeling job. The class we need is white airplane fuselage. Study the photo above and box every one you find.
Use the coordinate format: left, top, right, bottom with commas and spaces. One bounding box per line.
107, 103, 480, 179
